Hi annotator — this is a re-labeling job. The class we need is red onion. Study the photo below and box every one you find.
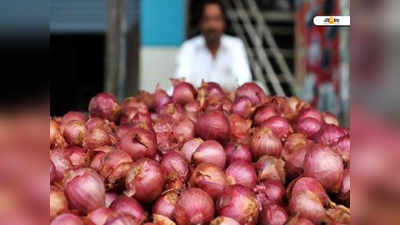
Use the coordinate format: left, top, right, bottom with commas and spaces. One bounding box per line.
290, 177, 328, 205
155, 85, 172, 112
260, 116, 293, 140
105, 215, 140, 225
120, 107, 139, 125
222, 97, 233, 112
321, 112, 339, 126
256, 155, 286, 183
152, 191, 179, 219
282, 144, 310, 178
161, 151, 190, 182
153, 214, 177, 225
283, 133, 308, 155
67, 146, 90, 168
193, 140, 226, 168
199, 81, 225, 101
236, 82, 266, 106
297, 108, 323, 124
157, 132, 179, 155
314, 124, 346, 146
119, 127, 157, 160
64, 168, 106, 214
295, 118, 322, 138
105, 193, 118, 208
50, 148, 72, 181
181, 138, 203, 162
51, 160, 57, 184
174, 188, 215, 225
130, 112, 153, 129
195, 111, 231, 143
84, 127, 113, 149
260, 204, 288, 225
110, 196, 146, 222
333, 136, 350, 164
217, 185, 259, 225
88, 207, 118, 225
50, 186, 68, 220
50, 119, 67, 149
99, 150, 133, 188
225, 142, 252, 164
210, 217, 241, 225
91, 152, 106, 171
282, 97, 308, 120
159, 102, 185, 121
250, 127, 282, 159
125, 158, 166, 203
63, 111, 87, 124
229, 114, 252, 142
339, 168, 350, 203
171, 79, 197, 105
226, 160, 257, 189
185, 100, 201, 113
303, 145, 344, 192
232, 97, 253, 119
63, 120, 88, 146
173, 118, 195, 144
87, 117, 107, 131
254, 179, 285, 209
117, 124, 134, 139
286, 217, 315, 225
189, 163, 227, 199
51, 213, 83, 225
89, 92, 121, 122
122, 97, 149, 114
253, 104, 280, 126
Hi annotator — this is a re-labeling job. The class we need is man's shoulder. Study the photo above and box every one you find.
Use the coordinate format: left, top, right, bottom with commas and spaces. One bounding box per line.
221, 35, 245, 47
181, 36, 203, 49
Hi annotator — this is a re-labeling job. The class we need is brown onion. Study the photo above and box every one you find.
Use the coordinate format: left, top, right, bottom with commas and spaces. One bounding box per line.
260, 204, 288, 225
225, 142, 252, 164
105, 193, 118, 208
63, 111, 87, 124
51, 213, 83, 225
236, 82, 266, 106
155, 85, 172, 112
181, 138, 203, 162
297, 108, 323, 124
99, 150, 133, 188
321, 112, 339, 126
210, 217, 241, 225
88, 207, 118, 225
226, 160, 257, 189
174, 188, 215, 225
105, 215, 140, 225
232, 97, 253, 119
171, 79, 197, 105
50, 119, 67, 149
50, 186, 68, 220
256, 155, 286, 183
260, 116, 293, 140
50, 148, 73, 182
89, 92, 121, 122
253, 104, 280, 126
250, 127, 282, 159
303, 145, 344, 192
196, 111, 230, 143
119, 127, 157, 160
67, 146, 90, 168
161, 151, 190, 182
189, 163, 227, 199
217, 185, 259, 225
193, 140, 226, 168
173, 118, 195, 144
110, 196, 146, 223
152, 191, 179, 219
229, 114, 252, 142
125, 158, 165, 203
84, 127, 113, 149
295, 118, 322, 138
254, 179, 285, 209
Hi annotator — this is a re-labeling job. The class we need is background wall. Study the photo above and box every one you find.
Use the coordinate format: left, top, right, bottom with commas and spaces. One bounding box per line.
139, 0, 186, 92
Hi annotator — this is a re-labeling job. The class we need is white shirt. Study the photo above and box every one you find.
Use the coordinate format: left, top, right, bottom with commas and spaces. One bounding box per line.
175, 35, 252, 91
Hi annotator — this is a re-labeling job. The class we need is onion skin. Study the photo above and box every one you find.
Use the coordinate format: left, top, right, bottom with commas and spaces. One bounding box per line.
232, 97, 253, 119
256, 156, 286, 183
89, 92, 121, 122
321, 112, 339, 126
195, 111, 231, 144
254, 179, 285, 208
297, 108, 323, 124
119, 128, 157, 160
110, 196, 146, 223
122, 97, 149, 114
51, 160, 57, 184
88, 207, 118, 225
236, 82, 266, 106
210, 217, 241, 225
120, 107, 140, 125
105, 193, 118, 208
152, 191, 179, 219
125, 158, 166, 203
303, 145, 344, 192
282, 144, 310, 179
172, 80, 197, 105
63, 111, 87, 124
253, 104, 280, 126
189, 163, 227, 199
117, 124, 135, 139
161, 151, 190, 182
105, 215, 141, 225
193, 140, 226, 168
50, 148, 73, 182
51, 213, 84, 225
286, 217, 315, 225
260, 116, 293, 140
225, 142, 252, 164
290, 177, 329, 205
174, 188, 215, 225
260, 204, 288, 225
155, 85, 172, 112
251, 127, 282, 159
229, 114, 252, 142
50, 186, 68, 220
289, 190, 326, 224
295, 118, 322, 138
313, 125, 346, 146
181, 138, 203, 162
217, 185, 259, 225
99, 150, 133, 188
84, 127, 112, 150
173, 118, 195, 144
333, 136, 350, 164
50, 119, 67, 149
283, 133, 308, 154
67, 146, 90, 168
226, 160, 257, 189
153, 214, 178, 225
339, 168, 350, 203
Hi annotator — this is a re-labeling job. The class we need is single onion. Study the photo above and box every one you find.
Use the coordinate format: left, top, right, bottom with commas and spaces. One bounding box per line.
282, 97, 308, 120
282, 144, 311, 179
226, 160, 257, 189
195, 111, 231, 143
313, 124, 346, 147
322, 112, 339, 126
210, 217, 241, 225
105, 193, 118, 208
64, 168, 106, 214
295, 118, 322, 138
232, 97, 253, 119
122, 97, 149, 114
125, 158, 166, 203
89, 92, 121, 122
225, 142, 252, 164
120, 107, 140, 125
199, 81, 225, 101
161, 151, 190, 182
159, 103, 185, 121
51, 213, 83, 225
181, 138, 203, 162
156, 132, 179, 155
193, 140, 226, 168
110, 196, 146, 222
260, 204, 288, 225
333, 136, 350, 164
50, 148, 72, 182
217, 185, 259, 225
254, 179, 285, 208
67, 146, 90, 168
155, 85, 172, 112
119, 127, 157, 160
283, 133, 308, 155
99, 150, 133, 188
105, 215, 140, 225
256, 155, 286, 183
189, 163, 227, 199
296, 108, 323, 124
303, 145, 344, 192
88, 207, 118, 225
260, 116, 293, 140
290, 177, 329, 205
339, 168, 350, 203
51, 160, 57, 184
50, 119, 67, 149
50, 186, 68, 220
173, 118, 195, 144
236, 82, 266, 106
286, 217, 315, 225
250, 127, 282, 159
152, 191, 179, 219
171, 79, 197, 105
229, 114, 252, 142
84, 127, 112, 149
87, 117, 107, 131
253, 104, 280, 126
116, 124, 135, 139
63, 111, 87, 124
174, 188, 215, 225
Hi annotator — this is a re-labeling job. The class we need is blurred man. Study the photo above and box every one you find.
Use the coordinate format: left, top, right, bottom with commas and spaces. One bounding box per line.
175, 0, 252, 91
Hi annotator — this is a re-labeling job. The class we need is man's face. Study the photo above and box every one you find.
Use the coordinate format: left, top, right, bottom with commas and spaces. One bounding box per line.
200, 4, 226, 44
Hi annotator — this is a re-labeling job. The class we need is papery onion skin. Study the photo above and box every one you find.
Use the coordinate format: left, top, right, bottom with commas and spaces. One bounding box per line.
256, 155, 286, 183
313, 125, 346, 146
116, 124, 135, 139
181, 138, 204, 162
173, 118, 195, 144
50, 186, 68, 220
174, 188, 215, 225
110, 196, 146, 223
155, 85, 172, 112
260, 204, 288, 225
172, 80, 197, 105
195, 111, 231, 144
193, 140, 226, 168
50, 148, 73, 182
290, 177, 329, 205
67, 146, 90, 168
289, 190, 326, 224
119, 128, 157, 160
189, 163, 227, 199
334, 136, 350, 164
152, 191, 179, 219
260, 116, 293, 140
51, 160, 57, 184
122, 97, 149, 114
105, 193, 118, 208
236, 82, 266, 106
226, 160, 257, 189
153, 214, 178, 225
283, 133, 308, 157
253, 104, 280, 126
303, 145, 344, 192
50, 119, 67, 149
120, 107, 140, 125
84, 127, 112, 150
282, 144, 310, 179
254, 179, 285, 208
99, 150, 133, 188
229, 114, 252, 142
51, 213, 84, 225
105, 215, 141, 225
286, 217, 315, 225
225, 142, 252, 164
251, 127, 282, 159
297, 108, 323, 124
210, 217, 241, 225
125, 158, 166, 203
88, 207, 118, 225
89, 92, 121, 122
339, 168, 350, 203
295, 118, 322, 138
63, 111, 87, 124
217, 185, 259, 225
161, 151, 190, 182
321, 112, 339, 126
232, 97, 253, 119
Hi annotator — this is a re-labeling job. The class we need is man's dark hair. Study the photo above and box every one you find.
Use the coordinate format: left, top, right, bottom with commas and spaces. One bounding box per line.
199, 0, 226, 22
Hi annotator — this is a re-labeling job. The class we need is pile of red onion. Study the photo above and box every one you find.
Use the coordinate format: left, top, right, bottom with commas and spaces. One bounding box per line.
50, 81, 350, 225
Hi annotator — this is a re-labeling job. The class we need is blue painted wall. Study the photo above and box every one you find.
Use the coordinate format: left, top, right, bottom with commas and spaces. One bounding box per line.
141, 0, 185, 46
